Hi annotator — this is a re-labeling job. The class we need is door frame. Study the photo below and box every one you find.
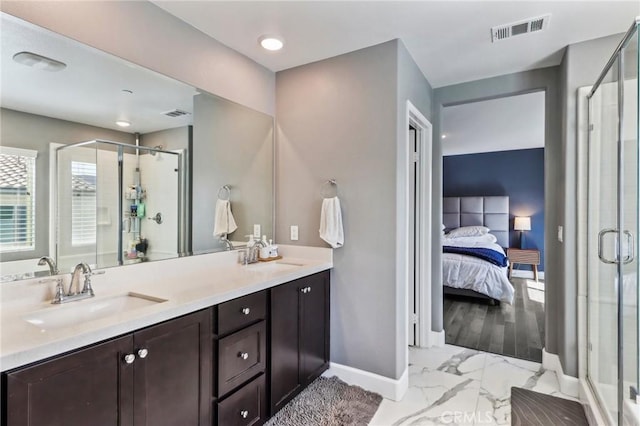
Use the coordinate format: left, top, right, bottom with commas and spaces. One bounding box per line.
403, 100, 433, 349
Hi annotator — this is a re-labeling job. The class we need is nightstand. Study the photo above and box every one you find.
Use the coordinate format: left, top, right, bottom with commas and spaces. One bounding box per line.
507, 248, 540, 282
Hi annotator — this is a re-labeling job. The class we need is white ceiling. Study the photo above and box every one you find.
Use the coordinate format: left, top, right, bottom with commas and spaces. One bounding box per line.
442, 91, 545, 156
1, 13, 197, 134
153, 1, 639, 88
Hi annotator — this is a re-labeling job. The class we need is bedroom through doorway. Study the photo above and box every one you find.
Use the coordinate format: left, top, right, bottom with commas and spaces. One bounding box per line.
440, 91, 546, 362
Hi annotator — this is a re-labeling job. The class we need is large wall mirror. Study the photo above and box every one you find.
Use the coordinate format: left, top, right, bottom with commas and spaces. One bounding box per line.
0, 13, 274, 281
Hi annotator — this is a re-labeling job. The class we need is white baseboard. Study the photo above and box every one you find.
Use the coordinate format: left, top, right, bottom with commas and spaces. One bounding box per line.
511, 270, 545, 280
429, 330, 445, 347
542, 349, 579, 398
322, 362, 408, 401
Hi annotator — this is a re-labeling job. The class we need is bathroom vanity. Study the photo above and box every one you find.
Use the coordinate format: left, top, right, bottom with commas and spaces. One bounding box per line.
0, 246, 332, 426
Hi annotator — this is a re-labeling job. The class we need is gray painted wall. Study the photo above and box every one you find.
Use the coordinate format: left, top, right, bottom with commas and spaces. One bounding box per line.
140, 126, 190, 152
276, 39, 432, 379
432, 68, 562, 353
0, 108, 135, 262
558, 33, 623, 377
192, 94, 273, 253
0, 1, 275, 116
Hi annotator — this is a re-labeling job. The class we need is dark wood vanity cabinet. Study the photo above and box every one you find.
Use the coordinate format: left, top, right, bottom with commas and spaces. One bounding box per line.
270, 270, 330, 415
2, 270, 330, 426
214, 290, 268, 425
4, 309, 211, 426
5, 335, 133, 426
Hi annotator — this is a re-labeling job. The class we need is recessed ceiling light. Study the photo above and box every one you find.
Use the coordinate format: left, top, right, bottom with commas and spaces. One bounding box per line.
259, 36, 284, 51
441, 134, 447, 139
116, 120, 131, 128
13, 51, 66, 72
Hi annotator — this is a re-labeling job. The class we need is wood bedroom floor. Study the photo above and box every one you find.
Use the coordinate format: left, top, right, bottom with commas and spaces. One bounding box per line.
443, 277, 545, 363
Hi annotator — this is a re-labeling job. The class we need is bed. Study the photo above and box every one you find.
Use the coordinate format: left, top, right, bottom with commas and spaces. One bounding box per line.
442, 196, 514, 304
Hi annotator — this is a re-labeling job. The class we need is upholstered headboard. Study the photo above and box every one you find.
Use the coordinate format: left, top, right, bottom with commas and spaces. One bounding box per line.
443, 196, 509, 248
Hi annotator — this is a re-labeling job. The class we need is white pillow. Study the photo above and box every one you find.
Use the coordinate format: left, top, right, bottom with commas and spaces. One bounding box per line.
444, 233, 497, 245
446, 226, 490, 238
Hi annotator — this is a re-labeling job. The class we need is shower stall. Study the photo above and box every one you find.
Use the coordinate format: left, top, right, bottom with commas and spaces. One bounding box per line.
54, 140, 188, 273
586, 18, 639, 424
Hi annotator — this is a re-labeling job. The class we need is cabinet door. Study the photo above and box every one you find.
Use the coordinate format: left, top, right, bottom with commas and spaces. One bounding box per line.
6, 335, 134, 426
133, 309, 211, 426
270, 279, 302, 414
300, 271, 330, 383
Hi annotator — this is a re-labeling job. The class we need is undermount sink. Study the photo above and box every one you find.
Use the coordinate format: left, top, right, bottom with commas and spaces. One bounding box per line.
245, 261, 304, 272
23, 292, 167, 331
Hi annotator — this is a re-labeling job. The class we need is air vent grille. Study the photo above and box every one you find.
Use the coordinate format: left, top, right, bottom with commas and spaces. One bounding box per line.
163, 109, 191, 118
491, 14, 550, 42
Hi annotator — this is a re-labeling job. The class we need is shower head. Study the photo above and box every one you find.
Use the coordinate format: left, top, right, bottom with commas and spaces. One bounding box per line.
150, 145, 163, 156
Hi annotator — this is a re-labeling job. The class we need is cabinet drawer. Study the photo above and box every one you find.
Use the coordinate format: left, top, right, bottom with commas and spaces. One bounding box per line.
217, 291, 266, 336
217, 374, 266, 426
218, 321, 266, 397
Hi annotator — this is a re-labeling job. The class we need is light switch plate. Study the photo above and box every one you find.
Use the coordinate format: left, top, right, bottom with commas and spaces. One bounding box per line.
558, 225, 563, 243
254, 224, 261, 238
290, 225, 299, 241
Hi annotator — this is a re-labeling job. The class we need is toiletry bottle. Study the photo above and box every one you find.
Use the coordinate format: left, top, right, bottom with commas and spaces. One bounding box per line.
269, 239, 278, 258
245, 235, 256, 262
260, 235, 270, 259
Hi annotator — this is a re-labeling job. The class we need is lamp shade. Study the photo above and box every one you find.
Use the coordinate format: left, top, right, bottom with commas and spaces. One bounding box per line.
514, 216, 531, 231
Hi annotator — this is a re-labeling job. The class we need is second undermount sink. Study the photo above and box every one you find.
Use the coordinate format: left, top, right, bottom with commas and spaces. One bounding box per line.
245, 261, 304, 273
23, 292, 167, 331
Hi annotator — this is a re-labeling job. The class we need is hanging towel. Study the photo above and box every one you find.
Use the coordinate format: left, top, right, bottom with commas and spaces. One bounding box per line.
319, 196, 344, 248
213, 199, 237, 238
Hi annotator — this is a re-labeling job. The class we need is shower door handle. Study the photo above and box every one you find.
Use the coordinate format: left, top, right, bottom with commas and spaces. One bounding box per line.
622, 230, 635, 264
598, 228, 618, 264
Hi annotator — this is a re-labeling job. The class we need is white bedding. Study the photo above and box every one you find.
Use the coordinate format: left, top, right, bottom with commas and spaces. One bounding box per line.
442, 237, 514, 304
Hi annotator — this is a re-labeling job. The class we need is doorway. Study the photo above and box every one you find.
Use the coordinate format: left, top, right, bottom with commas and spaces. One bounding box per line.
440, 91, 546, 362
406, 101, 432, 348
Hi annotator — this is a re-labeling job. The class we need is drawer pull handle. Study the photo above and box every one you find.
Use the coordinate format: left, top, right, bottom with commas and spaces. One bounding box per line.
123, 354, 136, 364
137, 348, 148, 359
241, 307, 251, 315
238, 352, 249, 360
240, 410, 249, 419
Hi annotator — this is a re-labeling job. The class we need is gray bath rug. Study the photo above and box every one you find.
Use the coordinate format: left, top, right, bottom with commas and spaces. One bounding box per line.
511, 387, 588, 426
265, 376, 383, 426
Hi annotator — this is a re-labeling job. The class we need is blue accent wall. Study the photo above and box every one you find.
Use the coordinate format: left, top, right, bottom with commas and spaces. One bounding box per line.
443, 148, 545, 271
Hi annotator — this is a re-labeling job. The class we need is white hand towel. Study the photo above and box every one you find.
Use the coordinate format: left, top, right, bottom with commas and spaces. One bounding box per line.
319, 196, 344, 248
213, 199, 238, 238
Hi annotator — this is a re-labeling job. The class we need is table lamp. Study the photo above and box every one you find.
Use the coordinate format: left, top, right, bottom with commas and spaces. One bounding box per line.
514, 216, 531, 249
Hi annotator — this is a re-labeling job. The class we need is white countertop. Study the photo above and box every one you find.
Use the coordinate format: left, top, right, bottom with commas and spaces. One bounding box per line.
0, 245, 332, 372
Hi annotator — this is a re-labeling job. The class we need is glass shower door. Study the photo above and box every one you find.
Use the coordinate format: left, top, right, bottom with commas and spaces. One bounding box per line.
587, 56, 620, 424
621, 26, 639, 420
587, 22, 639, 424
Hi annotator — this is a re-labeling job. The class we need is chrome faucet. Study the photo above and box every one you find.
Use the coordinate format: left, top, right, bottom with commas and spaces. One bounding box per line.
220, 237, 234, 251
37, 256, 59, 276
51, 262, 99, 304
70, 262, 94, 296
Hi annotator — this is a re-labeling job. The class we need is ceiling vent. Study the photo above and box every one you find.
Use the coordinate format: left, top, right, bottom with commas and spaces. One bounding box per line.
163, 109, 191, 118
491, 14, 550, 42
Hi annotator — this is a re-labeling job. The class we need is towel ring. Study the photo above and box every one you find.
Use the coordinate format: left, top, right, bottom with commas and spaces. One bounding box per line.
321, 179, 338, 199
217, 185, 231, 200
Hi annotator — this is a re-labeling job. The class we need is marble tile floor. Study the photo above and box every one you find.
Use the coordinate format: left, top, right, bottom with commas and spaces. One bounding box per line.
369, 344, 579, 426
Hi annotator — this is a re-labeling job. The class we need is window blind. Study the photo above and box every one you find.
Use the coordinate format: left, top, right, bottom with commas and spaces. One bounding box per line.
71, 161, 97, 246
0, 147, 37, 252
